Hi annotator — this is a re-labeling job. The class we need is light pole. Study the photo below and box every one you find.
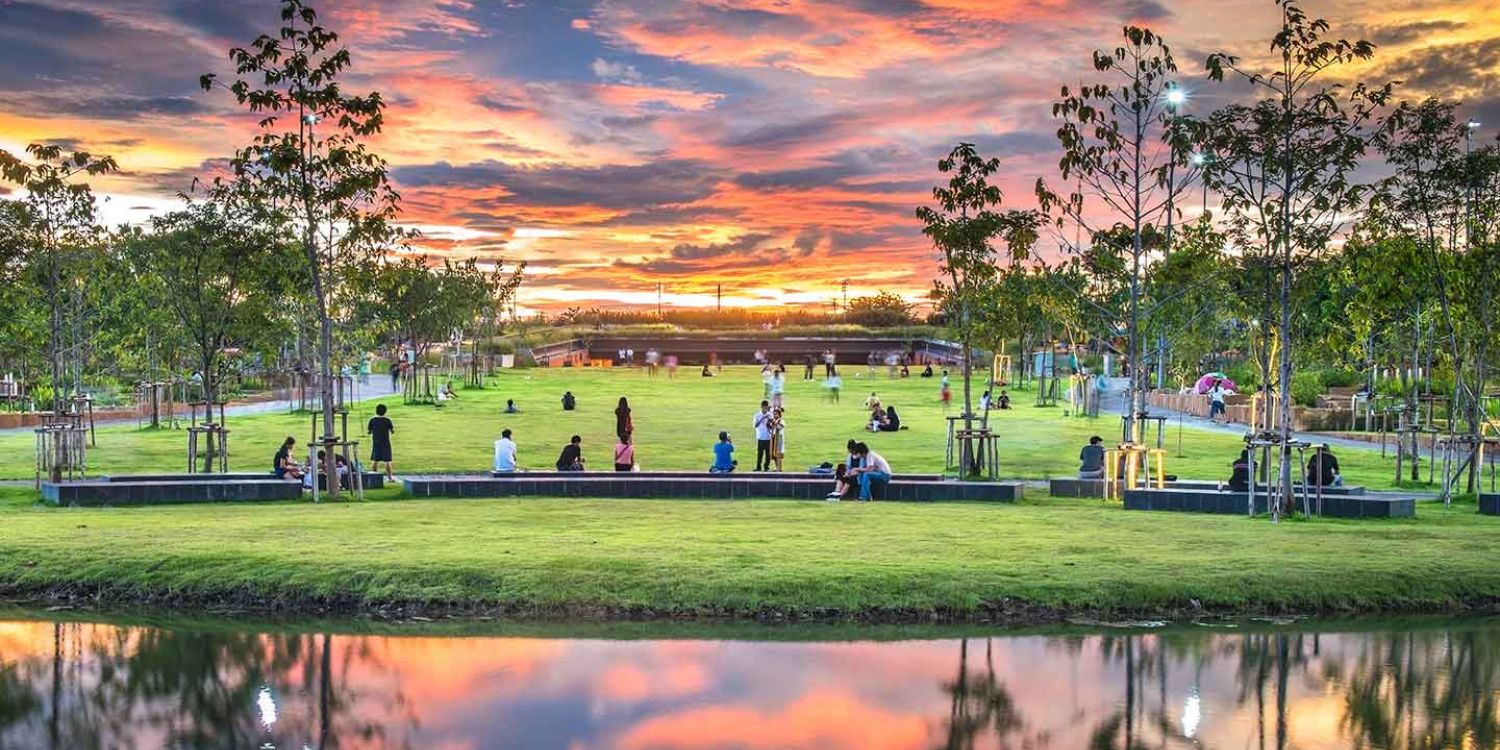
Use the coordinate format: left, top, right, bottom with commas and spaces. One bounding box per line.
1156, 85, 1187, 391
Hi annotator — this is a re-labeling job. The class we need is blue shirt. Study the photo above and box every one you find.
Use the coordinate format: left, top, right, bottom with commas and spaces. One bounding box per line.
712, 442, 735, 471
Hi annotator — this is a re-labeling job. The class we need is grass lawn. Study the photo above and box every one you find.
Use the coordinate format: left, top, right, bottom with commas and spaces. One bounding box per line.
0, 485, 1496, 619
2, 366, 1493, 622
0, 366, 1437, 489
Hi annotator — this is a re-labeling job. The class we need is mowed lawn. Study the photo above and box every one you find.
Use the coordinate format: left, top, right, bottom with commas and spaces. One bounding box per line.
0, 487, 1496, 616
0, 366, 1437, 489
0, 366, 1496, 618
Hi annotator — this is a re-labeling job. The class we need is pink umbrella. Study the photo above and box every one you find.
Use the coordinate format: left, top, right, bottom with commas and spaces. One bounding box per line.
1193, 373, 1236, 394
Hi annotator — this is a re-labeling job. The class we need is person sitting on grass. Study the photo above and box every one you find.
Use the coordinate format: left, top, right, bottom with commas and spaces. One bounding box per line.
921, 363, 934, 378
997, 390, 1011, 410
614, 434, 635, 472
867, 405, 888, 432
1228, 449, 1251, 492
1078, 435, 1106, 479
701, 364, 714, 377
847, 442, 892, 502
504, 399, 521, 414
561, 391, 576, 411
826, 439, 863, 500
273, 437, 304, 481
1305, 445, 1342, 487
556, 435, 585, 471
494, 428, 518, 473
876, 406, 904, 432
711, 431, 737, 473
436, 381, 458, 403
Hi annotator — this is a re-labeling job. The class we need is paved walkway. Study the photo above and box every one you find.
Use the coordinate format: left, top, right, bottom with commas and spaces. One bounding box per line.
1097, 382, 1389, 454
0, 377, 401, 437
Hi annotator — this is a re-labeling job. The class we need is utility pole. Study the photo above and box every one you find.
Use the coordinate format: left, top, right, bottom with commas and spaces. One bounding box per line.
657, 282, 663, 318
716, 283, 722, 313
840, 280, 849, 314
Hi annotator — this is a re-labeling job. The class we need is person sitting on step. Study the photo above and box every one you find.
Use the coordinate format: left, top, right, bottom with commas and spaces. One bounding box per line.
1078, 436, 1106, 479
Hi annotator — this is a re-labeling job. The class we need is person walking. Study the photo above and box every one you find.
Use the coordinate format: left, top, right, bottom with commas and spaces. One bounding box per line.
752, 400, 774, 471
367, 404, 395, 480
614, 397, 633, 442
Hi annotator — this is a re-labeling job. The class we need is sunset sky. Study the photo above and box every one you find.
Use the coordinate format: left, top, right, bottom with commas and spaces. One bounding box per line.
0, 0, 1495, 311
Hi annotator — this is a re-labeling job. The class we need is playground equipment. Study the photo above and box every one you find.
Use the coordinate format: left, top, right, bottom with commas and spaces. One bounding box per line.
186, 400, 230, 474
990, 354, 1011, 388
1103, 442, 1166, 501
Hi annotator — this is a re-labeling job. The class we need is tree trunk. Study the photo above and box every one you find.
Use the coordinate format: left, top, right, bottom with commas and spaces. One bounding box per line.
305, 237, 339, 500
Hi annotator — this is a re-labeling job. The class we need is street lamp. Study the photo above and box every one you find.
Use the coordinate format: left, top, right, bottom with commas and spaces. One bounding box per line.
1158, 83, 1188, 391
1466, 119, 1480, 252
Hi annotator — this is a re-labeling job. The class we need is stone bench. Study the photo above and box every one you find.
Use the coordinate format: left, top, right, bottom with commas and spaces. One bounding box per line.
1122, 488, 1414, 518
1481, 493, 1499, 516
42, 479, 303, 507
405, 474, 1022, 502
487, 470, 944, 481
1050, 477, 1364, 498
101, 471, 386, 490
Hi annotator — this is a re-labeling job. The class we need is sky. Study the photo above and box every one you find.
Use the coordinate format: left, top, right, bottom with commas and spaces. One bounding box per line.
0, 0, 1496, 312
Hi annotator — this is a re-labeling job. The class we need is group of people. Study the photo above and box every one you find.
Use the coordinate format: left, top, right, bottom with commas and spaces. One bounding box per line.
862, 392, 904, 432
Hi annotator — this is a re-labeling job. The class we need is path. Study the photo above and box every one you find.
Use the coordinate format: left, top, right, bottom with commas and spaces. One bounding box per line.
0, 376, 402, 437
1097, 380, 1392, 453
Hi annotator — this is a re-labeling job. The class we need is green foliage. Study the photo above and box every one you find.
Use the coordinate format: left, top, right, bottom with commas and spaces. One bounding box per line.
843, 291, 915, 328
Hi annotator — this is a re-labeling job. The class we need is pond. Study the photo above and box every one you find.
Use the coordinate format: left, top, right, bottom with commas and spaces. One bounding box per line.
0, 614, 1495, 749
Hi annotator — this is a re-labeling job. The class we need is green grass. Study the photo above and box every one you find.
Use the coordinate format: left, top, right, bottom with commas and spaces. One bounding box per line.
0, 366, 1435, 489
0, 486, 1496, 619
0, 366, 1494, 622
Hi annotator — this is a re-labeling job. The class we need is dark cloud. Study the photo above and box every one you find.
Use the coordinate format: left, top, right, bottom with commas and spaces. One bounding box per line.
1380, 38, 1500, 94
392, 158, 723, 211
1362, 20, 1465, 48
668, 232, 773, 260
613, 247, 792, 275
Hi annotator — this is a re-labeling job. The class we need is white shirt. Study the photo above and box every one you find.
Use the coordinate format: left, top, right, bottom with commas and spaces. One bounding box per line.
493, 438, 517, 472
752, 409, 774, 440
1210, 386, 1226, 404
770, 374, 784, 394
864, 450, 892, 475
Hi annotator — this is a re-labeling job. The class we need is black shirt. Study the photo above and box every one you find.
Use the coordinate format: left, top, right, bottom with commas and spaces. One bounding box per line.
557, 443, 583, 470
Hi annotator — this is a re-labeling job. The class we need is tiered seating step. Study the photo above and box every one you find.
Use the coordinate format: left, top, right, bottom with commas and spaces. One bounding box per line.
1122, 488, 1413, 518
102, 471, 386, 489
1480, 493, 1499, 516
43, 479, 302, 506
405, 474, 1022, 502
1050, 477, 1364, 498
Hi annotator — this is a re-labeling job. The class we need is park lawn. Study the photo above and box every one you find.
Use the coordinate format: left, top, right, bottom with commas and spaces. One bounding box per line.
0, 366, 1429, 490
0, 485, 1496, 618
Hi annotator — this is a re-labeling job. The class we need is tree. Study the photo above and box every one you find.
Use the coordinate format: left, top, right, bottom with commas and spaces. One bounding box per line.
917, 143, 1040, 473
844, 291, 915, 327
0, 144, 118, 413
203, 0, 407, 496
1194, 0, 1394, 514
1037, 25, 1199, 442
123, 199, 294, 468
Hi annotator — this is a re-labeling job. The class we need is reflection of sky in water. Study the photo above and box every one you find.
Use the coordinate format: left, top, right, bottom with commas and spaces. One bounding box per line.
0, 620, 1496, 749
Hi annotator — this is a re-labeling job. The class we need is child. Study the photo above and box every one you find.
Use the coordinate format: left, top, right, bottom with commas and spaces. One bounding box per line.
367, 405, 395, 480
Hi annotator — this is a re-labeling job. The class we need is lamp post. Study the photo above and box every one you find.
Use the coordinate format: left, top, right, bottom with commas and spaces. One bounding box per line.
1156, 85, 1187, 392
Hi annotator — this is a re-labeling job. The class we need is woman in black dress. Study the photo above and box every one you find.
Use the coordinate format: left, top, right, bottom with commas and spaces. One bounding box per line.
615, 397, 633, 442
367, 404, 395, 480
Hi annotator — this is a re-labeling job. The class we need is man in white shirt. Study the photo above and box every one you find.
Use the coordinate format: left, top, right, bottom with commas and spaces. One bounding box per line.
752, 400, 774, 471
493, 429, 518, 473
848, 442, 892, 501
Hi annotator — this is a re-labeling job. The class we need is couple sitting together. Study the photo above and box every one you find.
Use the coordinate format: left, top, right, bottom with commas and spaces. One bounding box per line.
826, 440, 892, 502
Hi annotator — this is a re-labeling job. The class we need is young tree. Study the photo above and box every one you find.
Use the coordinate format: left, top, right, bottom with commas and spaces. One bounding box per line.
123, 200, 294, 467
917, 142, 1040, 471
0, 144, 118, 413
1037, 26, 1199, 442
1194, 0, 1394, 513
203, 0, 406, 495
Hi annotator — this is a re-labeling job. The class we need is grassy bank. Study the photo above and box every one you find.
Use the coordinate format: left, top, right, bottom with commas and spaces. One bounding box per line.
2, 486, 1496, 621
0, 367, 1434, 489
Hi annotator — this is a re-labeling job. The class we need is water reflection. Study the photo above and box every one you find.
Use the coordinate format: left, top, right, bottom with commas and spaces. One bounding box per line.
0, 618, 1496, 749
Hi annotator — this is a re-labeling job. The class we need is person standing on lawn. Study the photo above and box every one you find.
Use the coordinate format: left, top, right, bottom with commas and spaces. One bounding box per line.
367, 404, 395, 480
752, 400, 774, 471
615, 396, 633, 442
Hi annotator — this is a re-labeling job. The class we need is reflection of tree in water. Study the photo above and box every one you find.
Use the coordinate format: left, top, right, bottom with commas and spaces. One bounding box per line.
0, 623, 416, 749
1330, 627, 1500, 750
934, 638, 1045, 749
